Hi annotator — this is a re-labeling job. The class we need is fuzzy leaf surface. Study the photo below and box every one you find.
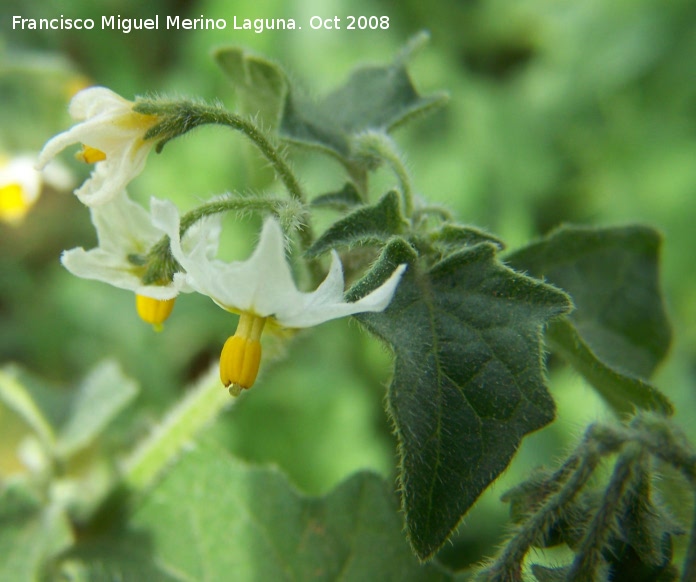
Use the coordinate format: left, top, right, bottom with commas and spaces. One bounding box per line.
430, 224, 505, 258
279, 37, 447, 163
352, 242, 572, 558
56, 360, 138, 459
306, 191, 407, 258
506, 225, 673, 415
62, 443, 452, 581
311, 182, 363, 211
0, 485, 72, 582
213, 47, 287, 127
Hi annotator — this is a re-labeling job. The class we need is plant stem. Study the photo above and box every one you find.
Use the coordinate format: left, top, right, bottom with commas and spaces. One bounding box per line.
354, 131, 415, 217
483, 449, 600, 581
178, 194, 304, 234
139, 99, 323, 283
567, 445, 641, 580
122, 367, 232, 495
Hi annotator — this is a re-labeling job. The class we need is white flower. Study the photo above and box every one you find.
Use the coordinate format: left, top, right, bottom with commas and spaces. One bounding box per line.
151, 198, 407, 392
62, 190, 221, 328
37, 87, 160, 206
0, 154, 72, 225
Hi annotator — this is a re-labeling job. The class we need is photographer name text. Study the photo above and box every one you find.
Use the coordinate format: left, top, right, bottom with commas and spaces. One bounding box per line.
11, 14, 390, 33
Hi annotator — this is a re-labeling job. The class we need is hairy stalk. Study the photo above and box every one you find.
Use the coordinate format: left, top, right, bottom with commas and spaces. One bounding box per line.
567, 445, 642, 580
140, 194, 307, 287
178, 194, 305, 234
480, 424, 630, 581
481, 444, 602, 581
139, 101, 306, 205
121, 367, 231, 494
136, 99, 323, 282
681, 492, 696, 582
76, 368, 232, 532
353, 131, 415, 217
629, 417, 696, 581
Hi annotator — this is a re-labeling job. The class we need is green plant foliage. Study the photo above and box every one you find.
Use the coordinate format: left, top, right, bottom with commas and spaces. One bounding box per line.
3, 14, 695, 580
58, 442, 453, 581
0, 367, 57, 452
55, 361, 138, 459
278, 36, 448, 169
311, 182, 364, 211
352, 241, 571, 558
213, 46, 288, 127
0, 361, 137, 460
429, 224, 505, 259
478, 415, 689, 581
0, 484, 72, 582
507, 225, 673, 415
306, 190, 408, 258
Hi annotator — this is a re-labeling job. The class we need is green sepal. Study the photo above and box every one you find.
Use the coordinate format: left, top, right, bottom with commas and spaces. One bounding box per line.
279, 34, 448, 167
306, 190, 408, 258
311, 182, 364, 211
212, 46, 288, 127
353, 242, 572, 559
506, 225, 673, 415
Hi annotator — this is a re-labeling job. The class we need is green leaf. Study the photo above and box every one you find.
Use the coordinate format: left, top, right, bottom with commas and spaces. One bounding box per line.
311, 182, 364, 211
0, 366, 56, 451
431, 224, 505, 255
352, 242, 572, 559
306, 191, 408, 258
0, 484, 72, 582
531, 565, 573, 582
56, 360, 139, 459
550, 321, 673, 415
506, 225, 673, 415
212, 46, 288, 127
62, 443, 453, 581
279, 34, 448, 164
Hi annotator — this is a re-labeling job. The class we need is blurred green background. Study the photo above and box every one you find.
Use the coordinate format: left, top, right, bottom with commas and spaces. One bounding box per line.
2, 0, 696, 570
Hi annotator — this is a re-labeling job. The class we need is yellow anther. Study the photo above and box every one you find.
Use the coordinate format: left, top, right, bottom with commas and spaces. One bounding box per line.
76, 145, 107, 164
219, 313, 266, 393
0, 184, 30, 224
135, 294, 176, 331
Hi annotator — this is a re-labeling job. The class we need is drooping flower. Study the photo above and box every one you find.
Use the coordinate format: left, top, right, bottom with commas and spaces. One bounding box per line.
151, 199, 407, 393
37, 87, 161, 206
0, 154, 72, 225
62, 190, 221, 330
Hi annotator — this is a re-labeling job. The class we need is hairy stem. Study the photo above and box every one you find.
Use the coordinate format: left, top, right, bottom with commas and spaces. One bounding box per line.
353, 131, 415, 217
567, 444, 642, 580
77, 368, 232, 531
137, 99, 323, 281
482, 445, 601, 581
178, 194, 304, 233
123, 367, 231, 495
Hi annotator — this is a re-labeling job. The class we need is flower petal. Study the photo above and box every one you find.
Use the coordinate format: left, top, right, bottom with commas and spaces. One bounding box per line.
68, 87, 129, 119
37, 86, 157, 206
61, 191, 188, 299
277, 263, 407, 328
